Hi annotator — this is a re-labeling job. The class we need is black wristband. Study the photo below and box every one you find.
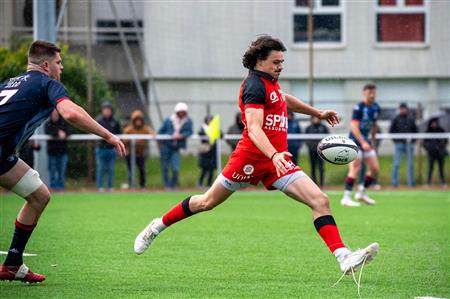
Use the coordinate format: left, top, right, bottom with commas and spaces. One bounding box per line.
270, 152, 278, 160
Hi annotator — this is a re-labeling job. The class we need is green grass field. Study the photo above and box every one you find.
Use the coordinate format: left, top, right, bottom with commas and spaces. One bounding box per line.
1, 190, 449, 298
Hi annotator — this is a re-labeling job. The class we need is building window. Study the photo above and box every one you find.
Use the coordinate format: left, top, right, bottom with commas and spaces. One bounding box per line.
376, 0, 427, 43
96, 19, 143, 44
292, 0, 344, 45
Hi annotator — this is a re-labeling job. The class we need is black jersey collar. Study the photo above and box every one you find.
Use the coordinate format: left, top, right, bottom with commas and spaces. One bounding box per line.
250, 69, 277, 82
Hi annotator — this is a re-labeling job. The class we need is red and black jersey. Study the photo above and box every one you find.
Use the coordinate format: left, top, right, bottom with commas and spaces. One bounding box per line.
235, 70, 288, 157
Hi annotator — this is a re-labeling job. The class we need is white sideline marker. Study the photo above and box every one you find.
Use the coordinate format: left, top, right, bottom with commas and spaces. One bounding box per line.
0, 251, 37, 257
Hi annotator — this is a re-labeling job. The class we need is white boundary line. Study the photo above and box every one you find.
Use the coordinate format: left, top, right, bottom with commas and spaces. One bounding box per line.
0, 251, 37, 257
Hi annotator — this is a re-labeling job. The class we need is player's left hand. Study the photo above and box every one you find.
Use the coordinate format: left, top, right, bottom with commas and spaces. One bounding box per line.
272, 151, 293, 177
318, 110, 339, 127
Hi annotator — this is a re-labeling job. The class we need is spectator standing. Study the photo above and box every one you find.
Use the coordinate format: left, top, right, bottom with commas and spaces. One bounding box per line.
123, 110, 155, 189
423, 118, 448, 187
287, 111, 302, 165
198, 115, 218, 187
305, 116, 329, 187
158, 102, 193, 189
226, 112, 244, 151
45, 109, 71, 190
389, 102, 418, 187
96, 101, 122, 191
18, 141, 41, 168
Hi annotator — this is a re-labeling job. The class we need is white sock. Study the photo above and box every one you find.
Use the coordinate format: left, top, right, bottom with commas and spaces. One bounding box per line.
333, 247, 351, 262
358, 184, 366, 193
152, 218, 167, 233
344, 190, 352, 198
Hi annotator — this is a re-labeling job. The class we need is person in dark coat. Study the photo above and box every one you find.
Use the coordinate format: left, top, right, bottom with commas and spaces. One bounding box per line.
226, 112, 244, 151
45, 109, 71, 189
18, 141, 40, 168
198, 115, 218, 187
423, 118, 448, 186
287, 112, 302, 165
389, 102, 418, 187
305, 116, 329, 187
95, 101, 122, 191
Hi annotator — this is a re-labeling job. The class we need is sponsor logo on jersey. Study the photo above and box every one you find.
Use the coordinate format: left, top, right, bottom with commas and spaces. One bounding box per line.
269, 90, 286, 104
5, 75, 30, 89
224, 179, 232, 187
264, 112, 288, 132
231, 172, 252, 181
243, 164, 254, 175
270, 91, 280, 103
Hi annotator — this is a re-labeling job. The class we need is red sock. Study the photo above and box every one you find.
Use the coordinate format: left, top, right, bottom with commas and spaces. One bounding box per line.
314, 215, 345, 253
162, 196, 194, 226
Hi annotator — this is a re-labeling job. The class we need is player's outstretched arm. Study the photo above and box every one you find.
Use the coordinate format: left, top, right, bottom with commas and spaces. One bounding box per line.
56, 100, 126, 157
284, 94, 339, 126
245, 108, 292, 177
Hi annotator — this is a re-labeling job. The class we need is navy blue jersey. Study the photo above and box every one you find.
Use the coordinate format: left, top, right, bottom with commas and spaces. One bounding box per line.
0, 71, 70, 160
349, 101, 381, 145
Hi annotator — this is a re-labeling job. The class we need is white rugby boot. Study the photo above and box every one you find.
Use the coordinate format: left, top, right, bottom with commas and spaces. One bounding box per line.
340, 191, 360, 207
355, 189, 376, 205
134, 218, 165, 254
335, 243, 380, 274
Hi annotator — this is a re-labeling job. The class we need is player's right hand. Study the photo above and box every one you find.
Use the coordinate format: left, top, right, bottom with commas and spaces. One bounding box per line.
361, 141, 372, 152
272, 151, 293, 177
106, 135, 127, 157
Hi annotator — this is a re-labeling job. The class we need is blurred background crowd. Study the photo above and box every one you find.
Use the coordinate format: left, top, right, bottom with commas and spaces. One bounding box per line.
1, 0, 449, 190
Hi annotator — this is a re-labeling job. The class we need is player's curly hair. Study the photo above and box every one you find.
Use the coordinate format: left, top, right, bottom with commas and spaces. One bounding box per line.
242, 35, 286, 70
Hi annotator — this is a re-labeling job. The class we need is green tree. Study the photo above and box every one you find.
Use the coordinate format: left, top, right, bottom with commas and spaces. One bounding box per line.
0, 41, 115, 179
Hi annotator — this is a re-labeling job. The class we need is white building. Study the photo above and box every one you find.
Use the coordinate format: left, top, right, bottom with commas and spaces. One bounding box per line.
1, 0, 449, 133
143, 0, 449, 132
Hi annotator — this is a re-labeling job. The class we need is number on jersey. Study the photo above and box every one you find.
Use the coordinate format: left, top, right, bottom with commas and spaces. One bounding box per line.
0, 89, 18, 106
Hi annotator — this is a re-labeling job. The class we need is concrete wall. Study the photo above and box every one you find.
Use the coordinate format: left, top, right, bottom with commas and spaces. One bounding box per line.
70, 45, 145, 82
0, 0, 14, 45
143, 1, 450, 79
144, 1, 450, 132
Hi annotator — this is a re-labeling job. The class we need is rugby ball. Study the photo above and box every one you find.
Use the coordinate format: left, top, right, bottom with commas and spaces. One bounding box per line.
317, 135, 359, 165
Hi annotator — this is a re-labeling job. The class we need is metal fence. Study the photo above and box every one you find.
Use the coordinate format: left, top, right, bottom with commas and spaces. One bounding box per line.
30, 132, 450, 188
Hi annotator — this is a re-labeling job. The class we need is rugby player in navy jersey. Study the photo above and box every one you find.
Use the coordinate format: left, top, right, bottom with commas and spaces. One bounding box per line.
0, 40, 126, 283
341, 84, 381, 207
134, 36, 379, 276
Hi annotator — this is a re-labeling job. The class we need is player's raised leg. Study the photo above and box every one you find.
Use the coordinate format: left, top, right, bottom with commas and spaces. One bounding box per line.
355, 152, 379, 205
341, 157, 361, 207
0, 159, 48, 283
134, 177, 234, 254
280, 172, 378, 273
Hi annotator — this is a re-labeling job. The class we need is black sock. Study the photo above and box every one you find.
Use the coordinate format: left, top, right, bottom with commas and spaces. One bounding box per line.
363, 175, 375, 188
344, 177, 355, 191
4, 220, 36, 266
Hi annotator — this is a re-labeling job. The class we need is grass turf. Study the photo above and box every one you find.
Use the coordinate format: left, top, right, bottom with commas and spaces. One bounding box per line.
0, 190, 449, 298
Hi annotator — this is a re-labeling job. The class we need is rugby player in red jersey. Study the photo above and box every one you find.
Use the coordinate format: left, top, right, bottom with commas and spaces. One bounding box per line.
134, 36, 379, 274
